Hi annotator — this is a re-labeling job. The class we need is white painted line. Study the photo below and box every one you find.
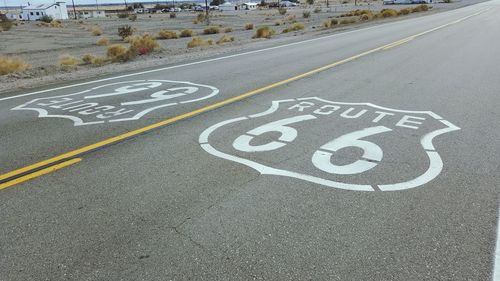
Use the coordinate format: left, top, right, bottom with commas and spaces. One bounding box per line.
0, 3, 486, 102
493, 206, 500, 281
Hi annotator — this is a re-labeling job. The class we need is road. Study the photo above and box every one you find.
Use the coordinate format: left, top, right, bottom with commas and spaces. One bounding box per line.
1, 1, 499, 280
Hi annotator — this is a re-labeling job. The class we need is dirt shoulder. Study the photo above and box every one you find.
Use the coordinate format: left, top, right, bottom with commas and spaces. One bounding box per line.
0, 0, 487, 95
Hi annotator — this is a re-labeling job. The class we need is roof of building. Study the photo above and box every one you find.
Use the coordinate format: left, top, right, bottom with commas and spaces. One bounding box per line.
23, 2, 65, 10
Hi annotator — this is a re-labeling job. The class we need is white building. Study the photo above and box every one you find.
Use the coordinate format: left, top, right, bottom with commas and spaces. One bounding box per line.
69, 9, 106, 19
219, 2, 237, 11
20, 2, 68, 21
241, 2, 258, 10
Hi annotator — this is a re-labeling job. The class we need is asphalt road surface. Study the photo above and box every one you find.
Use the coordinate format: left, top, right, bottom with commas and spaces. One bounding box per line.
1, 1, 499, 280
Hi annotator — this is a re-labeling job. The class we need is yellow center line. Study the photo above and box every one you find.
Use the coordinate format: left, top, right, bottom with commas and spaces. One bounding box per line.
0, 9, 487, 188
0, 158, 82, 190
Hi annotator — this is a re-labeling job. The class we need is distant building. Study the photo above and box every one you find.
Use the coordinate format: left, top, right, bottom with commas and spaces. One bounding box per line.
20, 2, 69, 21
241, 2, 258, 10
219, 2, 238, 11
69, 9, 106, 19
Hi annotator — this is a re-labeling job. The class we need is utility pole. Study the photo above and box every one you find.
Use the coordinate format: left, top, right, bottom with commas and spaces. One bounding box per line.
124, 0, 128, 10
71, 0, 77, 19
205, 0, 209, 25
95, 0, 99, 11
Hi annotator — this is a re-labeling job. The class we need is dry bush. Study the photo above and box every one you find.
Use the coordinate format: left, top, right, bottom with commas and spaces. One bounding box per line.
128, 33, 160, 55
81, 54, 94, 65
194, 13, 206, 24
91, 56, 106, 66
314, 7, 322, 13
342, 9, 372, 17
96, 37, 110, 46
412, 4, 430, 12
360, 13, 373, 21
224, 27, 233, 33
339, 18, 358, 24
303, 11, 311, 18
82, 54, 106, 66
278, 7, 287, 15
282, 22, 305, 33
49, 20, 63, 28
59, 54, 78, 66
252, 26, 275, 39
180, 29, 194, 37
379, 9, 399, 18
187, 36, 210, 48
323, 18, 338, 28
40, 15, 53, 23
216, 34, 234, 44
129, 14, 137, 21
0, 16, 13, 31
117, 13, 129, 18
207, 39, 214, 45
170, 12, 177, 18
0, 56, 30, 75
274, 20, 282, 26
118, 25, 133, 40
203, 26, 220, 34
286, 15, 296, 22
159, 29, 178, 39
398, 8, 411, 15
107, 44, 134, 62
245, 23, 254, 30
91, 25, 103, 36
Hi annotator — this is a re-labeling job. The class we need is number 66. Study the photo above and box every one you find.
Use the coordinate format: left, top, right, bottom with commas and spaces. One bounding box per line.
232, 115, 392, 175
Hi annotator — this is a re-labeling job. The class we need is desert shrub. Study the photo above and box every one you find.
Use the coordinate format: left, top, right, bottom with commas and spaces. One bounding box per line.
207, 39, 214, 45
216, 34, 234, 44
203, 26, 220, 34
0, 15, 13, 31
252, 26, 274, 39
303, 11, 311, 18
245, 23, 254, 30
187, 36, 209, 48
180, 29, 194, 37
274, 20, 282, 26
158, 29, 178, 39
82, 54, 106, 66
170, 12, 177, 18
129, 14, 137, 21
398, 8, 411, 15
195, 13, 206, 23
224, 27, 233, 33
314, 7, 321, 13
128, 33, 160, 55
96, 37, 110, 46
286, 15, 296, 22
59, 54, 78, 66
282, 22, 305, 33
342, 9, 372, 17
50, 20, 63, 28
0, 56, 30, 75
379, 8, 398, 18
278, 7, 287, 15
412, 4, 430, 12
81, 54, 94, 65
117, 13, 129, 18
91, 56, 106, 66
340, 18, 358, 24
40, 15, 53, 23
107, 44, 134, 62
91, 25, 102, 36
323, 18, 338, 28
118, 25, 133, 39
360, 13, 373, 20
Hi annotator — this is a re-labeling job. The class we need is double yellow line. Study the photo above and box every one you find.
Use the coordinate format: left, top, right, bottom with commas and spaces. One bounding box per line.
0, 9, 486, 190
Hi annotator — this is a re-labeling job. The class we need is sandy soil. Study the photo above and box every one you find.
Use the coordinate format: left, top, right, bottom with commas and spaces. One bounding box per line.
0, 0, 482, 95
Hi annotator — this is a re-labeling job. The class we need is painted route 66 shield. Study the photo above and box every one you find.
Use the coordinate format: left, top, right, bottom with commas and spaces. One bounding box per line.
12, 80, 219, 126
199, 97, 460, 191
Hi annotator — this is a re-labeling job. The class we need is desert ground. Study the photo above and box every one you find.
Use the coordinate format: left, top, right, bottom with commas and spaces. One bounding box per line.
0, 0, 482, 94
